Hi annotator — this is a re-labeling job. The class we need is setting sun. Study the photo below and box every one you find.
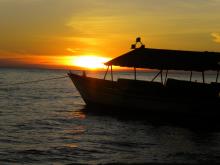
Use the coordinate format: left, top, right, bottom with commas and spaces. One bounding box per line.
71, 55, 111, 69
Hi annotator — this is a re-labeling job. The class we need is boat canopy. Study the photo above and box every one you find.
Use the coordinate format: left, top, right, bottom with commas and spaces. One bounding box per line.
105, 48, 220, 71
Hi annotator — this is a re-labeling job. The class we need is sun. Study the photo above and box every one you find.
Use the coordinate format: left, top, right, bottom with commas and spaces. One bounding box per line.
70, 55, 111, 69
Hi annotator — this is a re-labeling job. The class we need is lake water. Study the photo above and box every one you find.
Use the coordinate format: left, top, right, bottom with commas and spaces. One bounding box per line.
0, 68, 220, 164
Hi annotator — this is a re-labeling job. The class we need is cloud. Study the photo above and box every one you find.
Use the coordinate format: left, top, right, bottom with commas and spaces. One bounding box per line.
0, 0, 98, 55
66, 48, 81, 54
211, 33, 220, 43
1, 0, 220, 58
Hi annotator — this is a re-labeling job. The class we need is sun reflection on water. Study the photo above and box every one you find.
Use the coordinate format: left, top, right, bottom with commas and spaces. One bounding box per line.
64, 125, 86, 135
70, 110, 86, 120
64, 143, 78, 148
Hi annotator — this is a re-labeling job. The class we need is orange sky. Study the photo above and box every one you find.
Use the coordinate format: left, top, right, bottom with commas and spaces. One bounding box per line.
0, 0, 220, 69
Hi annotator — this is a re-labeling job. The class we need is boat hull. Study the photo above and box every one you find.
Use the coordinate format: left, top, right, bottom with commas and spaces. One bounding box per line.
68, 73, 220, 115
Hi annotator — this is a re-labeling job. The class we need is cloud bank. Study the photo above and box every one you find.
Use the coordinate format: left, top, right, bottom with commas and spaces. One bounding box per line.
211, 33, 220, 44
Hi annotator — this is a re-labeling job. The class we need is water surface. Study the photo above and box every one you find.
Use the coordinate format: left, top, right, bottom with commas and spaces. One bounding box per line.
0, 68, 220, 164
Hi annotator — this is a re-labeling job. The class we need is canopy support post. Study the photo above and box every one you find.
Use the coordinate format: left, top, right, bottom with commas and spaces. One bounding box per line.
111, 65, 113, 82
190, 71, 193, 82
160, 70, 163, 84
165, 70, 168, 84
151, 70, 161, 82
104, 66, 109, 80
202, 71, 205, 83
134, 67, 137, 80
216, 70, 219, 83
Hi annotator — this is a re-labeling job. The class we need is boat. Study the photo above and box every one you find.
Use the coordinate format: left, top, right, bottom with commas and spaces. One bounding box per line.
68, 38, 220, 115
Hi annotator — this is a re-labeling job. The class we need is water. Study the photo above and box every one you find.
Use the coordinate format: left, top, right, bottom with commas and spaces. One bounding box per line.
0, 68, 220, 164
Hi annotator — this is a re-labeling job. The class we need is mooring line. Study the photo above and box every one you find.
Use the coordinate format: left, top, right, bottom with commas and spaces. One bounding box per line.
0, 75, 69, 87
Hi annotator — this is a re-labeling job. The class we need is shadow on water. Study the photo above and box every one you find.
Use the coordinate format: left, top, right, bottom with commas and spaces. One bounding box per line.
81, 105, 220, 132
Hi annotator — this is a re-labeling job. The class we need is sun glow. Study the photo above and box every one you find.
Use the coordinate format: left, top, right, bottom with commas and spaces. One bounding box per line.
71, 55, 111, 69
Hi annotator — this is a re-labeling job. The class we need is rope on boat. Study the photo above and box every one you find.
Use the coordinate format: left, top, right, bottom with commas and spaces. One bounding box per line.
0, 75, 69, 88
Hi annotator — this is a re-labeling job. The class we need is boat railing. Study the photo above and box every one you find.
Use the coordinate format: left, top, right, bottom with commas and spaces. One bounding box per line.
118, 78, 164, 87
211, 82, 220, 97
117, 78, 164, 95
166, 78, 219, 98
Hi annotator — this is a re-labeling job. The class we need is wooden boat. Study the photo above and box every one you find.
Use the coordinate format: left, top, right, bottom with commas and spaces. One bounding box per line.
68, 38, 220, 114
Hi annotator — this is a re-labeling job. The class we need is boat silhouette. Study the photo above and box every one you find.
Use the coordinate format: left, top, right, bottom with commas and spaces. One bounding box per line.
68, 38, 220, 115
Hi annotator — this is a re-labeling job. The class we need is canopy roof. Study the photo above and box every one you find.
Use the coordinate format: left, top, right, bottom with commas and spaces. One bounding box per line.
105, 48, 220, 71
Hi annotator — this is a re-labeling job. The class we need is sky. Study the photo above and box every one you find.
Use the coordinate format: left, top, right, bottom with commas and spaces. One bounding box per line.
0, 0, 220, 69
